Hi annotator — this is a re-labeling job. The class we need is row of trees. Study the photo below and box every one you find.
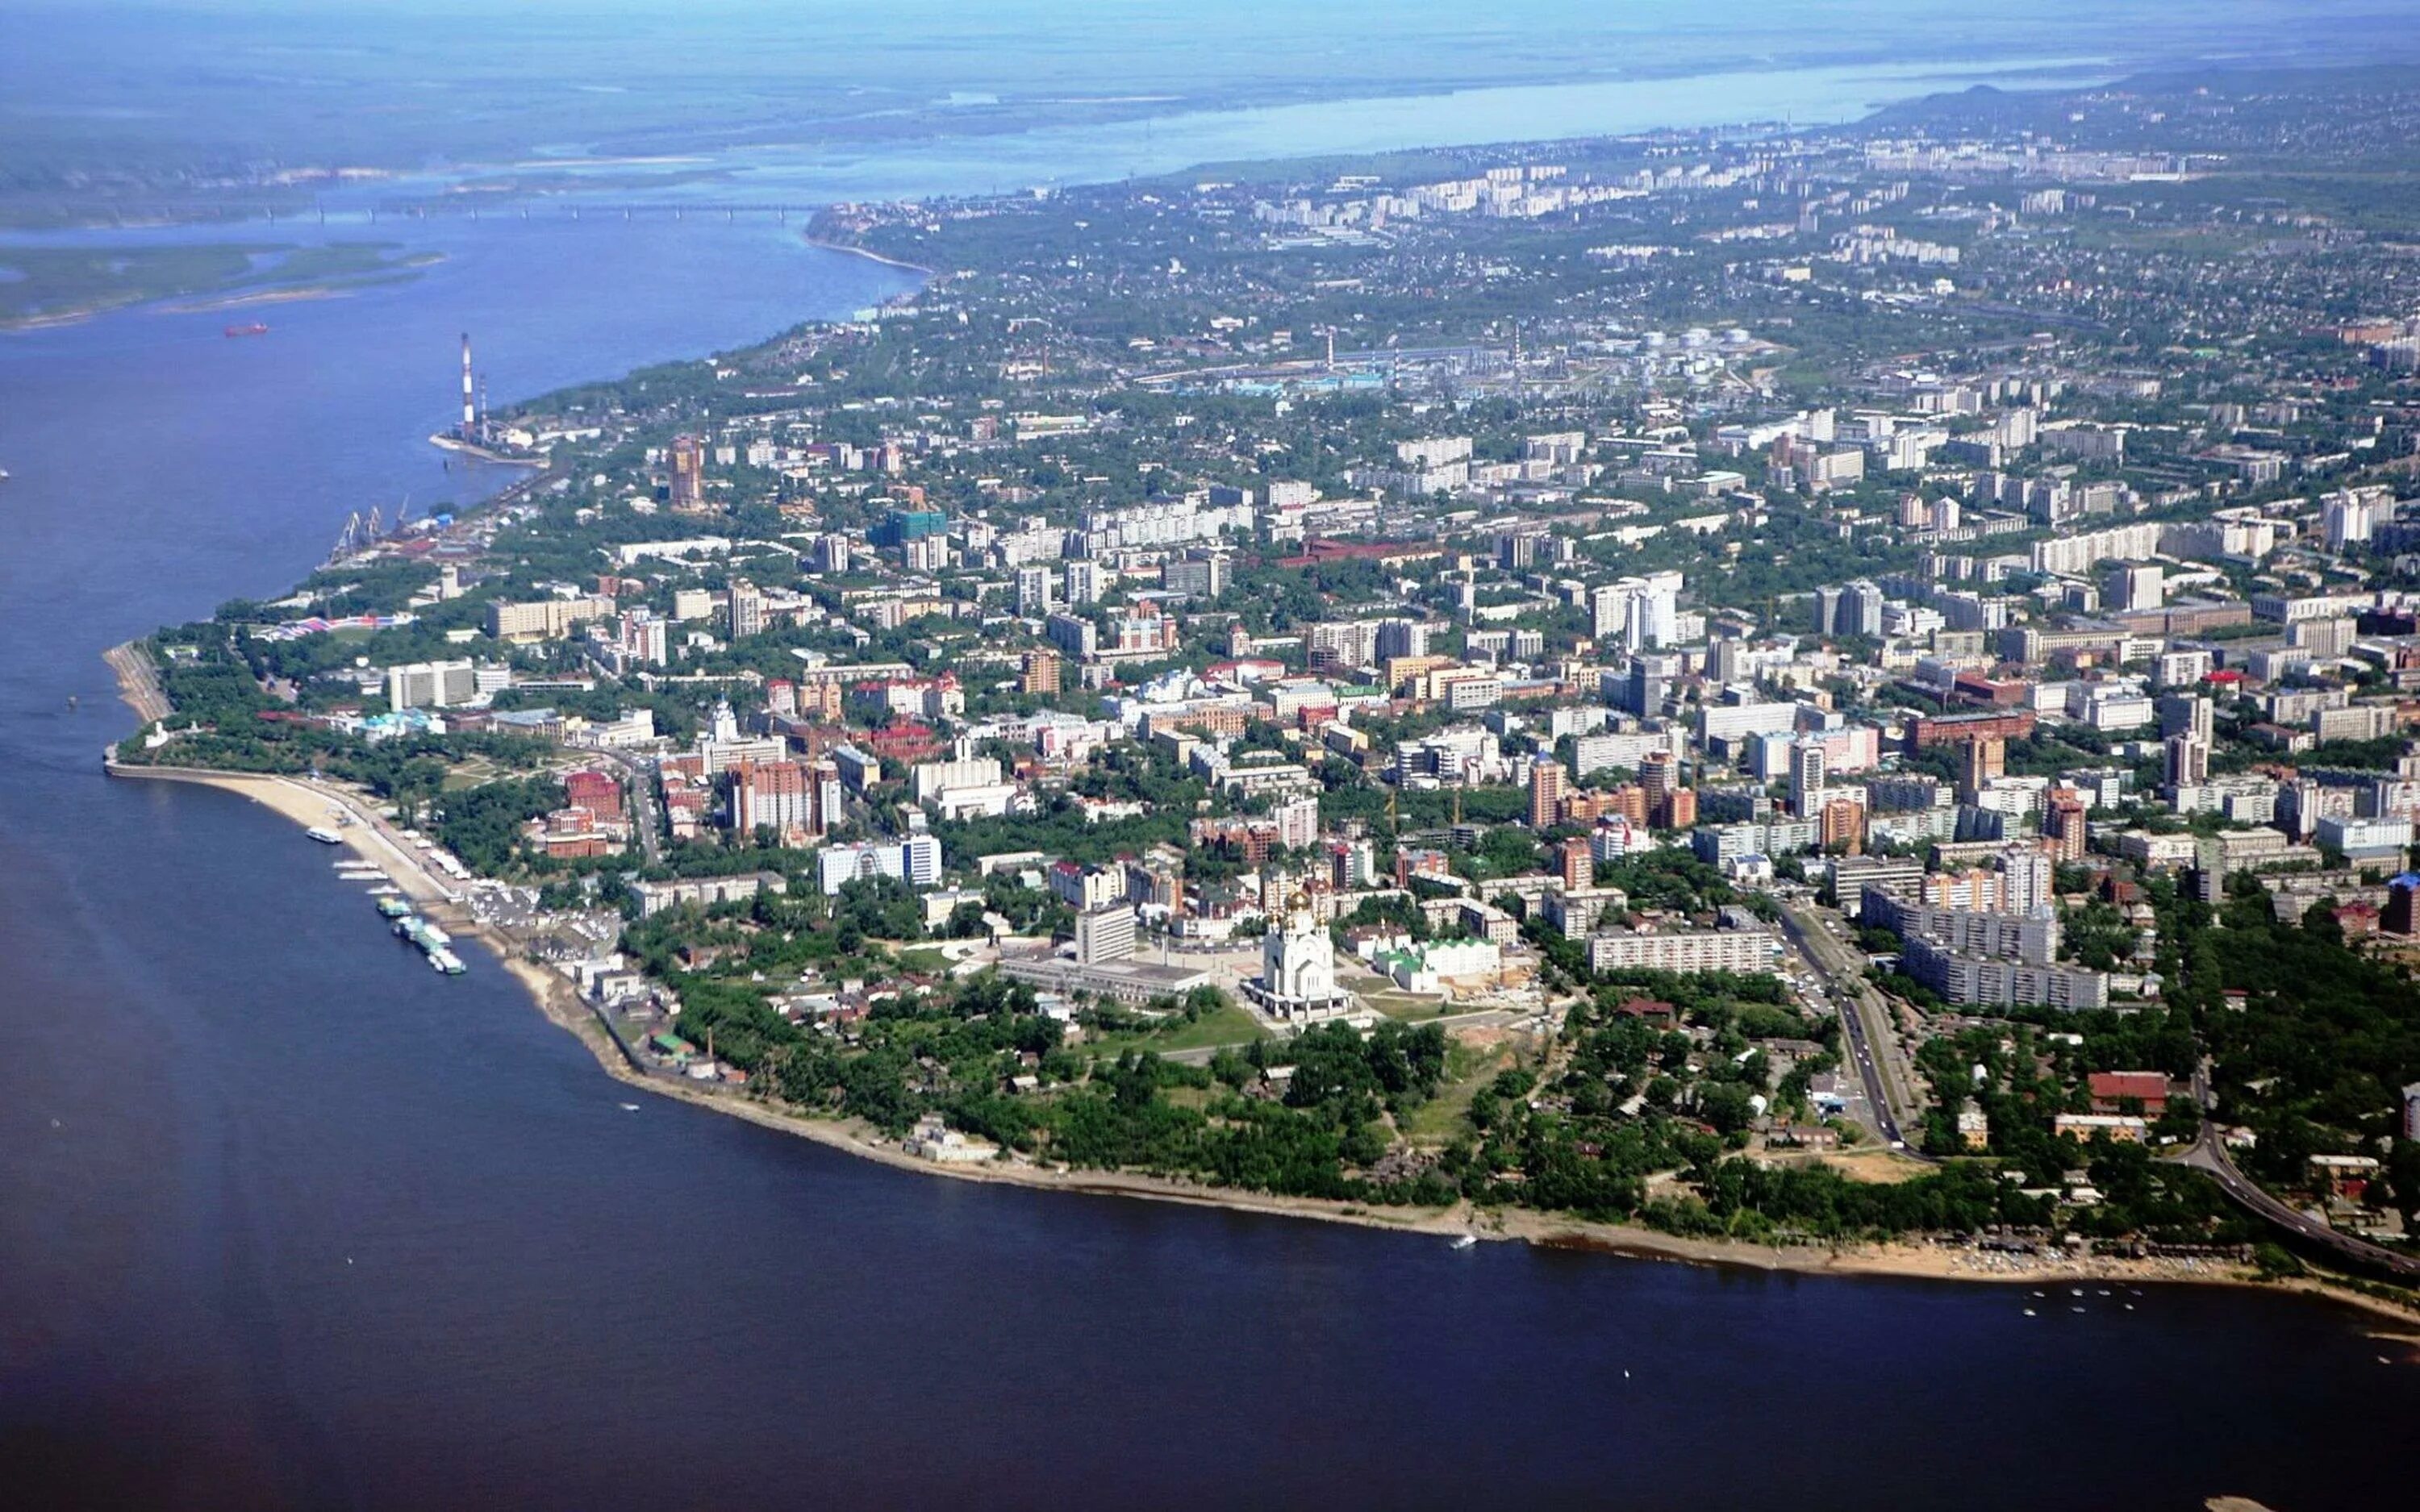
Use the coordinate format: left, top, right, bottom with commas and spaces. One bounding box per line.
657, 960, 1464, 1202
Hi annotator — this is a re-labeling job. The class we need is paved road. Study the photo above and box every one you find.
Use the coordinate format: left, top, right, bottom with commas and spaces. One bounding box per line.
1779, 903, 1914, 1150
2177, 1127, 2420, 1281
599, 750, 665, 864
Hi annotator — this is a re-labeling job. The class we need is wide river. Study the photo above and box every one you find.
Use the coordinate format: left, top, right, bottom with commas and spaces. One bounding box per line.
2, 62, 2416, 1512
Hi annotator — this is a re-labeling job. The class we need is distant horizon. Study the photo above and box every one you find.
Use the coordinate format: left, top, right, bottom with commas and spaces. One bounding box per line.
8, 3, 2414, 131
9, 1, 2414, 223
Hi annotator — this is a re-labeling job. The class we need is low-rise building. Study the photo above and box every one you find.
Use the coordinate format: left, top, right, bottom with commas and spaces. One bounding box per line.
629, 871, 788, 918
2054, 1113, 2148, 1143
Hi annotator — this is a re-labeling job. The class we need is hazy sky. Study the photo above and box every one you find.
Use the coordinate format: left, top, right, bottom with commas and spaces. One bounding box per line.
5, 1, 2413, 179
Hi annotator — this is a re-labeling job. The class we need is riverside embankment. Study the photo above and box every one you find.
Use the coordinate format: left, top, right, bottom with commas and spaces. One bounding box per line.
99, 675, 2420, 1321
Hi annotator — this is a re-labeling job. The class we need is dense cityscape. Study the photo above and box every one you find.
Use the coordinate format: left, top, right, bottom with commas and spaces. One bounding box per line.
108, 65, 2420, 1301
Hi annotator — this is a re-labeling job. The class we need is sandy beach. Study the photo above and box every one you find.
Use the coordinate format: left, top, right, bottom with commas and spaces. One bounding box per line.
157, 285, 354, 316
6, 272, 410, 334
2, 300, 142, 332
104, 764, 459, 904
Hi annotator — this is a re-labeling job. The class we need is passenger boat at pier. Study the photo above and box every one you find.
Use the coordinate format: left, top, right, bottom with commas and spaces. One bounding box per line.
390, 914, 465, 975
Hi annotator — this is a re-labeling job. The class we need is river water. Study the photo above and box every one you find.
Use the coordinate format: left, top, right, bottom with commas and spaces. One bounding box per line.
2, 54, 2416, 1512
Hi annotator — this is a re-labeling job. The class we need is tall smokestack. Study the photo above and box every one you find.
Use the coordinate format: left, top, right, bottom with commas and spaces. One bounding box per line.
459, 333, 475, 436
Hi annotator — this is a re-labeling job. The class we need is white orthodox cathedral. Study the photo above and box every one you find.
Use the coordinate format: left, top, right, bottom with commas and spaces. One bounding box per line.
1252, 890, 1355, 1021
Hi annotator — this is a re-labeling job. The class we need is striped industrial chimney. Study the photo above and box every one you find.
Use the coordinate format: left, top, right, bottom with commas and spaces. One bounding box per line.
459, 333, 475, 437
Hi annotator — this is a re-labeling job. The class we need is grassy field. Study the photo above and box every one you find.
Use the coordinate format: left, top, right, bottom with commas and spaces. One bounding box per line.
1365, 990, 1453, 1021
1816, 1147, 1934, 1185
440, 754, 514, 790
1087, 1002, 1269, 1057
1400, 1039, 1517, 1146
1338, 966, 1452, 1022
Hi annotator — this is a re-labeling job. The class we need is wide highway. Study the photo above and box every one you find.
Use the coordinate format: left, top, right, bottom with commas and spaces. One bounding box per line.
1779, 901, 1915, 1149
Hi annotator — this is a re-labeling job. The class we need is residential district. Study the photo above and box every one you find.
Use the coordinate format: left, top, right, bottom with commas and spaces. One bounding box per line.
110, 68, 2420, 1286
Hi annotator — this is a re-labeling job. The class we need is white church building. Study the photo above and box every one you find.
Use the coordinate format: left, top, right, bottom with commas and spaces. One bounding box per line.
1250, 893, 1355, 1021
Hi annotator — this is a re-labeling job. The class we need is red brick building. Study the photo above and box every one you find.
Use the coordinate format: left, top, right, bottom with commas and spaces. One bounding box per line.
2088, 1072, 2169, 1116
1907, 709, 2037, 752
563, 768, 624, 819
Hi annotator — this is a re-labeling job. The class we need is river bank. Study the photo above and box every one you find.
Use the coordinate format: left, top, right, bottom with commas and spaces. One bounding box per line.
2, 299, 144, 332
801, 235, 934, 278
429, 981, 2420, 1331
156, 284, 371, 316
101, 761, 457, 906
428, 431, 547, 466
92, 760, 2420, 1326
5, 256, 437, 332
102, 641, 170, 723
100, 642, 2420, 1329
